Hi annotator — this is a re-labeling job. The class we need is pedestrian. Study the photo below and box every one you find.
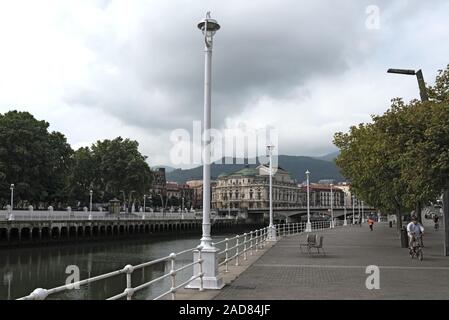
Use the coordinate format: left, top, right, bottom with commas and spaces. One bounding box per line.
368, 217, 374, 231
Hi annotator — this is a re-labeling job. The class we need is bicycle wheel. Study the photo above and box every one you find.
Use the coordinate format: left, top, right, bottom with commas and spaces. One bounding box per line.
418, 248, 423, 261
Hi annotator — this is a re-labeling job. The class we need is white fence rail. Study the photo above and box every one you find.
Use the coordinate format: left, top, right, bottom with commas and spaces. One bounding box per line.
17, 220, 339, 300
0, 210, 233, 222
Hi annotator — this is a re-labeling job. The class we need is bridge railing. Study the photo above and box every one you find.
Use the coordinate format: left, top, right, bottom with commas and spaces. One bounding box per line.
0, 212, 235, 222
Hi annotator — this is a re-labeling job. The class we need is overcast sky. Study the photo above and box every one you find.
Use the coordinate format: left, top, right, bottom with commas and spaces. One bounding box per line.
0, 0, 448, 168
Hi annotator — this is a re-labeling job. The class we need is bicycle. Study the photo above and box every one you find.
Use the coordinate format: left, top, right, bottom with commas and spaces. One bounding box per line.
409, 234, 423, 261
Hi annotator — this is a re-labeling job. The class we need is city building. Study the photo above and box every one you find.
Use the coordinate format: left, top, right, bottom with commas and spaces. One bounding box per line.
151, 168, 167, 195
299, 183, 345, 207
212, 165, 305, 210
186, 179, 216, 209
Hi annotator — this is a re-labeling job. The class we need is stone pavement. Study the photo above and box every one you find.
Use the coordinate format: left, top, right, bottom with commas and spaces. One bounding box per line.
213, 223, 449, 300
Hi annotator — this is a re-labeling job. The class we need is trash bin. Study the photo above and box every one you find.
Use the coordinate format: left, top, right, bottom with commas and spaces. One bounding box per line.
400, 227, 408, 248
389, 221, 393, 228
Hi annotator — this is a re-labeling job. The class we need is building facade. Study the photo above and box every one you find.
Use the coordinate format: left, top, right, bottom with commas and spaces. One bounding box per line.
212, 165, 305, 210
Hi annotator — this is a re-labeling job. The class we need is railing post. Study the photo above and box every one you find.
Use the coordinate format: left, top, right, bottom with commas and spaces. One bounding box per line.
124, 264, 134, 300
225, 238, 229, 272
243, 233, 247, 261
255, 230, 259, 252
197, 246, 204, 292
235, 235, 240, 266
250, 231, 254, 256
283, 224, 286, 237
169, 253, 177, 300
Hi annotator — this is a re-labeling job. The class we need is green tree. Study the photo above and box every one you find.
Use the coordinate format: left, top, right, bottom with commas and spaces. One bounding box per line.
68, 137, 152, 209
0, 111, 73, 208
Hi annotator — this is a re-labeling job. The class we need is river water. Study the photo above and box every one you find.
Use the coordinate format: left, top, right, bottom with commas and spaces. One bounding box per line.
0, 228, 254, 300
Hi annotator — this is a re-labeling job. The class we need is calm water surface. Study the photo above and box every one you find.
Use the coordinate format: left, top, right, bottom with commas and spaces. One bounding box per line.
0, 230, 249, 300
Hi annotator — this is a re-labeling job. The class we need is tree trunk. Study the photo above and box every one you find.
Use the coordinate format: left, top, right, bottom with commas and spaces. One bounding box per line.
416, 202, 422, 223
444, 190, 449, 256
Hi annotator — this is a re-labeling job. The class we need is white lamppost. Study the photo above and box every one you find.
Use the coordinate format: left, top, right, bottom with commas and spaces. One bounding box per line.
361, 201, 365, 223
143, 194, 146, 213
330, 183, 334, 228
88, 189, 93, 220
10, 184, 14, 211
352, 194, 356, 225
343, 192, 348, 226
188, 12, 223, 290
305, 170, 312, 232
8, 184, 14, 220
267, 145, 277, 241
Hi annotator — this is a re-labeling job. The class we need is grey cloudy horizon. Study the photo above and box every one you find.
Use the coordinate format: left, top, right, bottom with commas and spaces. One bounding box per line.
0, 0, 448, 169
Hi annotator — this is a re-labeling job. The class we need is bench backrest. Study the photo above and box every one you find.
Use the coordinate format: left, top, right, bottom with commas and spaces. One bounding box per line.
316, 235, 324, 248
307, 233, 317, 244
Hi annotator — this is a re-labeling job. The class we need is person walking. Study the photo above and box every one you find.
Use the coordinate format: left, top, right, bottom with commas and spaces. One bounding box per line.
368, 217, 374, 231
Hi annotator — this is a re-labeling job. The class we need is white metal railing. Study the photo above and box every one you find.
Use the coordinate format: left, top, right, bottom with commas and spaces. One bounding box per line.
16, 220, 342, 300
0, 212, 234, 222
18, 245, 205, 301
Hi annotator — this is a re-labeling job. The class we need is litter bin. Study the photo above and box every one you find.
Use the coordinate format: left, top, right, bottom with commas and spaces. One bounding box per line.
400, 227, 408, 248
389, 221, 393, 228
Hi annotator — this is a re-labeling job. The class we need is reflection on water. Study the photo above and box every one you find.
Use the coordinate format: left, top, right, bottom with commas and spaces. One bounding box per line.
0, 230, 248, 300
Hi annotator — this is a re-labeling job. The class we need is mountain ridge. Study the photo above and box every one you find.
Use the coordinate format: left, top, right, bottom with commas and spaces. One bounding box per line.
164, 154, 344, 184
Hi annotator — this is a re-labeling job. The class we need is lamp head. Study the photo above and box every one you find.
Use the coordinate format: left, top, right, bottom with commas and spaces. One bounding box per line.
387, 68, 416, 75
198, 12, 220, 45
10, 184, 14, 189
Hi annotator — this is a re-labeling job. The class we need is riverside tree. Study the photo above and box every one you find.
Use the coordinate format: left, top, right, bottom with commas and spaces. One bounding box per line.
334, 64, 449, 239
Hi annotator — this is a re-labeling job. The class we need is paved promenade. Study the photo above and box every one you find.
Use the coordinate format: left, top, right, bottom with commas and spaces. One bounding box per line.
214, 223, 449, 299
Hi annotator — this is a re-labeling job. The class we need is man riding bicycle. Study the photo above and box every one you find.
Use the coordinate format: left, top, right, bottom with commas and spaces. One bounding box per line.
406, 216, 424, 255
433, 214, 440, 230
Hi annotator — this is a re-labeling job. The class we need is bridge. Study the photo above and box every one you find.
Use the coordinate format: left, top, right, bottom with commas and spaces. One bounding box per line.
222, 205, 378, 222
0, 209, 238, 245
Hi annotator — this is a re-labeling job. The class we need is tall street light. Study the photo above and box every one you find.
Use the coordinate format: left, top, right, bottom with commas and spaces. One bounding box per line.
343, 192, 348, 226
143, 194, 146, 213
330, 183, 334, 228
305, 170, 312, 232
187, 12, 223, 290
389, 67, 449, 256
10, 184, 14, 211
352, 194, 356, 225
387, 68, 428, 102
267, 145, 277, 241
89, 190, 93, 214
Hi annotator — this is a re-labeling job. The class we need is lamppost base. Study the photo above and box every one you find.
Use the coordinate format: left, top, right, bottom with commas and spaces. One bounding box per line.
186, 247, 224, 290
343, 219, 348, 226
330, 220, 335, 229
267, 226, 277, 242
305, 222, 312, 232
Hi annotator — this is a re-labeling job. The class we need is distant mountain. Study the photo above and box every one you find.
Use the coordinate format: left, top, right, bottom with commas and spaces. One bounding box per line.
153, 165, 176, 173
313, 151, 340, 162
165, 155, 345, 184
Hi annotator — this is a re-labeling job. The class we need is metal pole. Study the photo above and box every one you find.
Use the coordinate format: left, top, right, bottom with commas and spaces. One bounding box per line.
415, 70, 429, 102
444, 190, 449, 256
306, 171, 312, 232
200, 29, 213, 250
267, 145, 276, 241
344, 192, 347, 226
187, 13, 223, 290
330, 184, 334, 228
89, 190, 93, 214
352, 195, 355, 224
10, 184, 14, 211
143, 195, 146, 213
